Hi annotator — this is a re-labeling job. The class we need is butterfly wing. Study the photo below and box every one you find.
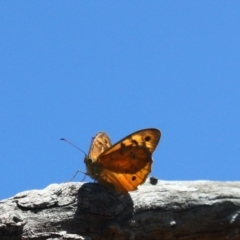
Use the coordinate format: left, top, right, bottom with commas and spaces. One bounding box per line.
96, 160, 152, 193
96, 128, 161, 193
98, 128, 160, 172
87, 132, 112, 161
85, 132, 112, 179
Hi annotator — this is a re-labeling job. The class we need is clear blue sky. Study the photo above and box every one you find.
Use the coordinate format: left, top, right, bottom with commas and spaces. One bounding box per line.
1, 2, 240, 200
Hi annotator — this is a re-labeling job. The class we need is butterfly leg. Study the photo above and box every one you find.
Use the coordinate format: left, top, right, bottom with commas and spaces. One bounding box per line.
68, 169, 89, 182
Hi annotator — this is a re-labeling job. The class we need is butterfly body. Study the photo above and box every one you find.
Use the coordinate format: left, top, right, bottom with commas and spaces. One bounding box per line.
85, 128, 161, 193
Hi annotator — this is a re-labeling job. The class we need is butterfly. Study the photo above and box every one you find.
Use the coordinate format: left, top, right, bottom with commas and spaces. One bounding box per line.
84, 128, 161, 193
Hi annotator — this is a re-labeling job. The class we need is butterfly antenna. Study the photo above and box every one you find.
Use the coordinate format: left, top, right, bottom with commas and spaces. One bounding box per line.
60, 138, 89, 182
60, 138, 87, 156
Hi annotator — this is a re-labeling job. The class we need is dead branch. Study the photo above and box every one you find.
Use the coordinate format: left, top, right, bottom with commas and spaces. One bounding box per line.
0, 179, 240, 240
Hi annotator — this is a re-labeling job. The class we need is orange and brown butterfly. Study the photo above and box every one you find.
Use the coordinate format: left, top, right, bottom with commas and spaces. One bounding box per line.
84, 128, 161, 193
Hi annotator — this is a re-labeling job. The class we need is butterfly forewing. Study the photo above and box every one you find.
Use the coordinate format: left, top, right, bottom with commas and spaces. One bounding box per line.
87, 132, 112, 161
99, 129, 160, 156
98, 145, 152, 173
97, 129, 160, 171
85, 132, 112, 179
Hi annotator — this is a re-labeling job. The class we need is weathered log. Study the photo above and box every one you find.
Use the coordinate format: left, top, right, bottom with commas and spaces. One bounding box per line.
0, 179, 240, 240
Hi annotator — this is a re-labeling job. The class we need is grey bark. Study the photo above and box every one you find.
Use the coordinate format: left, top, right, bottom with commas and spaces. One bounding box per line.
0, 179, 240, 240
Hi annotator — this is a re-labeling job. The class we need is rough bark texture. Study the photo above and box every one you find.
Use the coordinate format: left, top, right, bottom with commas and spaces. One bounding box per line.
0, 179, 240, 240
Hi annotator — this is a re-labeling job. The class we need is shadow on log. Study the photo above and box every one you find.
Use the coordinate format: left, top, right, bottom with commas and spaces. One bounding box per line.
0, 179, 240, 239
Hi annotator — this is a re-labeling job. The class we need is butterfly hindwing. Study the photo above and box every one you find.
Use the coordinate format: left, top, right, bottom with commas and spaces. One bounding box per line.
97, 160, 152, 193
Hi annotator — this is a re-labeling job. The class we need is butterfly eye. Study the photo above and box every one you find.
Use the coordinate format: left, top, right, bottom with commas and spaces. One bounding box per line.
88, 159, 93, 164
84, 158, 92, 164
145, 136, 151, 141
131, 176, 136, 181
